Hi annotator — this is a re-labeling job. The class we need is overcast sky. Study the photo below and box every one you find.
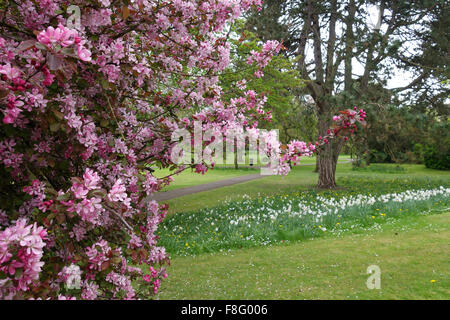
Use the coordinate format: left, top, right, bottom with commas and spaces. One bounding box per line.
300, 4, 416, 91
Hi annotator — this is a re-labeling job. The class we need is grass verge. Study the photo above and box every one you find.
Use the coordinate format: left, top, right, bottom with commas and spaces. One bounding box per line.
162, 164, 450, 214
158, 212, 450, 300
157, 175, 449, 255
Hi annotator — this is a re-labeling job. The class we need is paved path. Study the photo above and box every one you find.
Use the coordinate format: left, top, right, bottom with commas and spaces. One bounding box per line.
147, 173, 262, 201
148, 159, 353, 202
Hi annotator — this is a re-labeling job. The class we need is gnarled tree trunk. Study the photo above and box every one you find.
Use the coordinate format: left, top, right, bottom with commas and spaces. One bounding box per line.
316, 113, 344, 189
317, 144, 341, 189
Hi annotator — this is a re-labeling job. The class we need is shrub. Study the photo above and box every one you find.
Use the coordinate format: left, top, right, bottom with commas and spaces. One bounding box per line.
423, 145, 450, 170
413, 143, 424, 164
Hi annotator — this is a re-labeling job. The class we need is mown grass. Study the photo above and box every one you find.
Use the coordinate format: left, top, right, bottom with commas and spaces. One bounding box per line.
152, 155, 351, 194
157, 175, 449, 255
351, 163, 408, 173
153, 163, 449, 300
157, 212, 450, 299
163, 163, 450, 214
153, 168, 256, 191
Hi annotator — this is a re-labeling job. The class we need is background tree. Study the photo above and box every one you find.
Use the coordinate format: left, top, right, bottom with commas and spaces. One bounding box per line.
246, 0, 450, 188
220, 22, 314, 141
219, 21, 318, 168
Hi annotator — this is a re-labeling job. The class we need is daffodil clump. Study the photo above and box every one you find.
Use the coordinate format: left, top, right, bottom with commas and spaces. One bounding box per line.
158, 182, 449, 256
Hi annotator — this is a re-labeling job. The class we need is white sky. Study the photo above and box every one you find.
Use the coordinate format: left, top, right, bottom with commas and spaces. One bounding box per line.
300, 4, 416, 90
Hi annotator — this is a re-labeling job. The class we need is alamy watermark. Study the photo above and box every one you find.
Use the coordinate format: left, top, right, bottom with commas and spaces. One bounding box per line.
170, 121, 281, 175
366, 265, 381, 290
66, 5, 81, 30
62, 263, 82, 290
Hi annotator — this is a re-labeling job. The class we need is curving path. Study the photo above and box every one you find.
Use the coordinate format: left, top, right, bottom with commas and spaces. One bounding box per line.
148, 160, 353, 202
147, 173, 262, 202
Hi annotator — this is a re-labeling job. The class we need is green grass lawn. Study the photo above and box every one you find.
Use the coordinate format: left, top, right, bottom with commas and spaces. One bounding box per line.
153, 154, 352, 195
212, 154, 351, 167
152, 162, 449, 300
153, 167, 256, 192
158, 211, 450, 299
163, 163, 450, 214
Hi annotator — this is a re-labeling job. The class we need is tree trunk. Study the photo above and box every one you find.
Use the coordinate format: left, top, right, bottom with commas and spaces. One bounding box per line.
234, 140, 239, 170
316, 113, 343, 189
317, 141, 343, 188
318, 153, 336, 188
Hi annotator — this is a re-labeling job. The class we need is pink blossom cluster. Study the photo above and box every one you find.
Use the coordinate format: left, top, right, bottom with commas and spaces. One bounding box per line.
107, 179, 131, 208
81, 280, 99, 300
105, 271, 135, 300
37, 24, 92, 62
85, 239, 111, 272
0, 0, 362, 300
57, 263, 82, 289
247, 40, 282, 78
143, 266, 168, 294
0, 23, 91, 125
0, 139, 23, 171
0, 219, 47, 300
284, 140, 316, 165
276, 108, 367, 175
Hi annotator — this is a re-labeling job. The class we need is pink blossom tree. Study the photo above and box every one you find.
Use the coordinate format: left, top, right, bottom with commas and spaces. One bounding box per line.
0, 0, 364, 300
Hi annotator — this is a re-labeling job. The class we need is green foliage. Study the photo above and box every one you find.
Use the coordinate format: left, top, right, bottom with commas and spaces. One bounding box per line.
421, 121, 450, 170
220, 20, 313, 143
365, 105, 423, 164
423, 145, 450, 170
356, 102, 448, 166
413, 143, 424, 163
369, 149, 389, 163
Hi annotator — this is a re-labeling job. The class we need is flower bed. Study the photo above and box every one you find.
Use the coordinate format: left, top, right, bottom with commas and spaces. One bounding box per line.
158, 184, 450, 256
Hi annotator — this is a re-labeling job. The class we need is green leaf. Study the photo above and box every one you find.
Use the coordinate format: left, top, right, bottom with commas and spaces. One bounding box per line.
50, 123, 60, 132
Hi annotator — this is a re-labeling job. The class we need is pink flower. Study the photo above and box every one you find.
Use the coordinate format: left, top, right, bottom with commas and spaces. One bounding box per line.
81, 280, 99, 300
153, 278, 161, 294
85, 240, 110, 271
76, 197, 103, 223
143, 174, 159, 195
36, 24, 92, 64
83, 168, 101, 190
128, 234, 143, 249
58, 295, 76, 300
0, 219, 47, 298
71, 183, 88, 199
37, 25, 77, 48
143, 274, 151, 283
0, 63, 21, 80
195, 164, 207, 175
77, 45, 92, 62
59, 27, 78, 47
107, 179, 130, 208
2, 114, 14, 124
37, 26, 61, 47
149, 266, 158, 278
